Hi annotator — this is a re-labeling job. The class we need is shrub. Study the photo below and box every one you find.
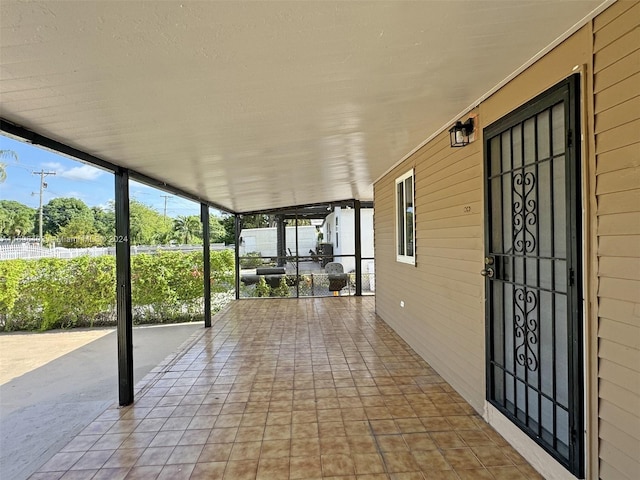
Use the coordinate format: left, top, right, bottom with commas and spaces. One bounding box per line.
271, 275, 291, 297
254, 276, 270, 297
0, 250, 235, 331
240, 251, 264, 268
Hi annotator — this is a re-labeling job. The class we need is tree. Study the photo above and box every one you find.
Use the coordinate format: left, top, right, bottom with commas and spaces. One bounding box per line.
242, 214, 275, 229
58, 216, 101, 247
91, 206, 115, 245
219, 215, 236, 245
0, 150, 18, 184
43, 197, 93, 236
174, 215, 201, 244
209, 216, 227, 243
0, 200, 36, 239
129, 199, 172, 245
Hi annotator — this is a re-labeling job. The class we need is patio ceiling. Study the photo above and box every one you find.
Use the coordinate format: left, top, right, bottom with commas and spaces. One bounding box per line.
1, 1, 606, 213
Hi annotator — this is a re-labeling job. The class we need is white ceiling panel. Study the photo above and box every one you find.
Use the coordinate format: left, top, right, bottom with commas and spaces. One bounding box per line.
1, 1, 606, 212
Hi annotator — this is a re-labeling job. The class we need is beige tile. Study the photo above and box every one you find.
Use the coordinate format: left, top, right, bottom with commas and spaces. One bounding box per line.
441, 448, 483, 470
421, 471, 459, 480
240, 412, 267, 427
156, 463, 195, 480
256, 457, 290, 479
61, 435, 101, 452
70, 450, 115, 470
488, 466, 529, 480
319, 421, 346, 437
92, 467, 130, 480
290, 455, 322, 479
149, 430, 184, 448
456, 429, 494, 446
353, 453, 386, 474
403, 433, 437, 451
190, 461, 226, 480
229, 441, 262, 460
266, 411, 292, 425
382, 451, 420, 473
370, 419, 400, 435
235, 425, 265, 442
30, 298, 541, 480
291, 437, 321, 457
223, 460, 258, 480
292, 421, 319, 438
447, 415, 480, 430
454, 468, 494, 480
123, 465, 163, 479
348, 435, 378, 453
430, 431, 465, 449
135, 446, 174, 466
263, 423, 291, 440
198, 443, 232, 463
321, 435, 351, 454
102, 448, 144, 469
207, 427, 238, 444
215, 414, 242, 428
291, 410, 317, 424
261, 439, 291, 458
517, 463, 546, 479
321, 454, 356, 476
471, 445, 514, 467
389, 473, 426, 480
377, 434, 409, 452
412, 450, 451, 471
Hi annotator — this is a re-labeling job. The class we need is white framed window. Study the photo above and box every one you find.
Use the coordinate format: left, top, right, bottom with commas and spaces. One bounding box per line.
396, 169, 415, 264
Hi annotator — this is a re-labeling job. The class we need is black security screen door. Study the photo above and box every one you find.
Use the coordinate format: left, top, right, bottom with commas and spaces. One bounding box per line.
484, 75, 583, 477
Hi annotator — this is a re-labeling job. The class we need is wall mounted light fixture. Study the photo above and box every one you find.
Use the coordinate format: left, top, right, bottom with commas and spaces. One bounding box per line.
449, 118, 474, 147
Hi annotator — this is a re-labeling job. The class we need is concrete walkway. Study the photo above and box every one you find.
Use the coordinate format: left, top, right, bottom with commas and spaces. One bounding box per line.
0, 322, 205, 480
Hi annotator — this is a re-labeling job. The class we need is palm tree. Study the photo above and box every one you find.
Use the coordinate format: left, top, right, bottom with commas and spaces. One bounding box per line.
174, 215, 201, 244
0, 150, 18, 183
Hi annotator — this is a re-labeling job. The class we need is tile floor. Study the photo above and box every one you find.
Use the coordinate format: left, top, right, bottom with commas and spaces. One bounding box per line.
30, 297, 544, 480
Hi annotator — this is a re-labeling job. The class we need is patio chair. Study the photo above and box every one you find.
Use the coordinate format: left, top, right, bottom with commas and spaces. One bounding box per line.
326, 262, 348, 295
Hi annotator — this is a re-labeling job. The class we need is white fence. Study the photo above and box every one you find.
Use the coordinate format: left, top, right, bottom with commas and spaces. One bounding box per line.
0, 243, 230, 261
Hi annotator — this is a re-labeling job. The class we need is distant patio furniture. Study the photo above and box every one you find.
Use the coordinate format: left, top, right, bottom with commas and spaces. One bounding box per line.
326, 262, 348, 294
309, 248, 320, 263
241, 266, 287, 288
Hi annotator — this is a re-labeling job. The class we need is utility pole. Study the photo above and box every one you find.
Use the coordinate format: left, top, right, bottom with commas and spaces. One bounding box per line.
32, 170, 56, 246
160, 195, 171, 221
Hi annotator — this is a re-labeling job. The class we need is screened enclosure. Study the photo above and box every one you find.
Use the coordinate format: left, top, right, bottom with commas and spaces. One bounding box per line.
236, 200, 374, 298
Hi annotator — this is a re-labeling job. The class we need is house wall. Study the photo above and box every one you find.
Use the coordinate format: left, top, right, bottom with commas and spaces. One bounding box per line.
323, 208, 375, 273
239, 226, 317, 257
373, 1, 639, 478
592, 2, 640, 479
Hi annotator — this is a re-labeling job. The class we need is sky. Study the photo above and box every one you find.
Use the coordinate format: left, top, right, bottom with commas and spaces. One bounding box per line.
0, 134, 222, 218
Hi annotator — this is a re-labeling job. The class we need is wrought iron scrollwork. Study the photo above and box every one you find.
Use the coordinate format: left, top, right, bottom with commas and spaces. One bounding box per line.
514, 287, 539, 371
512, 172, 537, 253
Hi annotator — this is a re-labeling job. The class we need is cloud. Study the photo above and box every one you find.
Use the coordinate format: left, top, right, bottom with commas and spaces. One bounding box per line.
59, 165, 104, 181
41, 161, 64, 170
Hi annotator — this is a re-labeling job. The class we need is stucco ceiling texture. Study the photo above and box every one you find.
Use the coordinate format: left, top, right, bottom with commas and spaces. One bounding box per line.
1, 1, 605, 213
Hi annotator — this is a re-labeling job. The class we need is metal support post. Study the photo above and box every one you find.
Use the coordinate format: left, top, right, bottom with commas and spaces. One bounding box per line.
354, 199, 362, 296
235, 215, 241, 300
201, 204, 211, 328
115, 169, 133, 406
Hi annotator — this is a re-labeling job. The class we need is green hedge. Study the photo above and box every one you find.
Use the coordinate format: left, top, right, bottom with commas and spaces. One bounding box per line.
0, 250, 234, 331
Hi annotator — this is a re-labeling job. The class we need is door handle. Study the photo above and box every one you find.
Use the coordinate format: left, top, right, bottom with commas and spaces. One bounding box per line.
481, 267, 494, 278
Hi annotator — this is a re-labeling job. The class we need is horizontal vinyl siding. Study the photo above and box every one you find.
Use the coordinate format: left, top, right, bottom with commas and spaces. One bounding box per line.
594, 2, 640, 479
374, 131, 485, 413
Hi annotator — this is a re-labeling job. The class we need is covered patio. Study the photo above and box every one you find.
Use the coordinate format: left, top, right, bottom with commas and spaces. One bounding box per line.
31, 297, 541, 480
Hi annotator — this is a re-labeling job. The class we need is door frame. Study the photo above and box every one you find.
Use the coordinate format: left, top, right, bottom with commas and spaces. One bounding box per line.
483, 74, 584, 477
